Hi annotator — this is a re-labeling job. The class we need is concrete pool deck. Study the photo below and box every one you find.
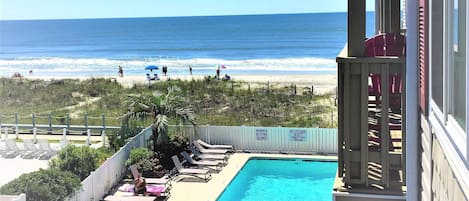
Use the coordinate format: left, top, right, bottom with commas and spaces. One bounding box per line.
168, 153, 337, 201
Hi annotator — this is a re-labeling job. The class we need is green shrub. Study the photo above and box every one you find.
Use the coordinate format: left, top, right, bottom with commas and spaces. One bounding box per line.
49, 145, 106, 180
0, 169, 81, 201
126, 147, 158, 174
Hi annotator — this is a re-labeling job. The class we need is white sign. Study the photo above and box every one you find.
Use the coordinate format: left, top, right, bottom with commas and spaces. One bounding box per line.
256, 129, 268, 141
289, 129, 307, 141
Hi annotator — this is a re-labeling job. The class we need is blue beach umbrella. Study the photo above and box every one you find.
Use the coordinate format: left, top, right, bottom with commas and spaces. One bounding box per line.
144, 65, 159, 70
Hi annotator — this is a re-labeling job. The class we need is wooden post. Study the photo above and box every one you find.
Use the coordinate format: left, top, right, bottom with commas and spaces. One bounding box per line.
66, 113, 70, 133
311, 85, 314, 95
347, 0, 366, 57
33, 127, 37, 143
294, 84, 297, 95
14, 112, 18, 139
266, 82, 270, 93
102, 130, 106, 147
101, 113, 106, 131
48, 113, 52, 133
248, 83, 251, 92
32, 113, 36, 133
86, 129, 91, 146
84, 113, 88, 131
4, 127, 8, 139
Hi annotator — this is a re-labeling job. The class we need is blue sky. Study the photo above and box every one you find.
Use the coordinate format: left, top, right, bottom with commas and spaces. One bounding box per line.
1, 0, 375, 20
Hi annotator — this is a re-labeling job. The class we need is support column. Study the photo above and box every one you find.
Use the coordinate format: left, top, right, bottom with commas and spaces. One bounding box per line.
406, 0, 419, 200
348, 0, 366, 57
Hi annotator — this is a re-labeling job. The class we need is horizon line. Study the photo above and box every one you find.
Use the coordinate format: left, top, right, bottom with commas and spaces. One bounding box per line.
0, 11, 376, 22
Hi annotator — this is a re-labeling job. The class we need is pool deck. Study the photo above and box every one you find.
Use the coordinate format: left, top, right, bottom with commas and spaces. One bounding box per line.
168, 153, 337, 201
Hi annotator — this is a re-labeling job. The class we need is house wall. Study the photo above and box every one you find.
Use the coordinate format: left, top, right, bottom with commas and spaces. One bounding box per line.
430, 137, 468, 201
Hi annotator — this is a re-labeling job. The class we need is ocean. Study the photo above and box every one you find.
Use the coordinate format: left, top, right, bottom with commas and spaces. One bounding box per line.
0, 12, 375, 77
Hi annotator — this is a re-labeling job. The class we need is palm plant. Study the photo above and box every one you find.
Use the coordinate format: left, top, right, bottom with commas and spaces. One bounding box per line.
122, 86, 195, 152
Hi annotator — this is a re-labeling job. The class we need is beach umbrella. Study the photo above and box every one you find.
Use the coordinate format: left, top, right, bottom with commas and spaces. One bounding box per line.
145, 65, 159, 70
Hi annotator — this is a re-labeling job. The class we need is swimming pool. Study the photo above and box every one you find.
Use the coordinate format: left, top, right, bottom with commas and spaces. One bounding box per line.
217, 158, 337, 201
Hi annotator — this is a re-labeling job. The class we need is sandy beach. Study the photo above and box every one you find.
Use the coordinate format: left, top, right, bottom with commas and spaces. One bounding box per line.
25, 74, 337, 94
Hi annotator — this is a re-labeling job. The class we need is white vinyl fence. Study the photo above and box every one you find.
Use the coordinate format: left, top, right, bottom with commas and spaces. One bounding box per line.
171, 125, 338, 155
67, 126, 153, 201
0, 194, 26, 201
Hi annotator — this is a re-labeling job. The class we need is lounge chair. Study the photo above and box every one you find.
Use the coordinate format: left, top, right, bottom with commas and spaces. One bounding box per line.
22, 139, 43, 158
3, 139, 21, 157
189, 146, 228, 161
196, 139, 233, 150
103, 195, 161, 201
171, 155, 211, 182
37, 139, 57, 156
129, 164, 172, 189
193, 140, 230, 155
181, 151, 223, 172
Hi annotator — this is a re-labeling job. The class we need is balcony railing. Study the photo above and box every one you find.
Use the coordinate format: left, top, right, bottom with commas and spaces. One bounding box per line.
336, 46, 406, 190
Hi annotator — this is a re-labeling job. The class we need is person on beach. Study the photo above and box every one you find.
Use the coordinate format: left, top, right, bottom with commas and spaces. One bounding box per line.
162, 66, 168, 76
118, 66, 124, 77
29, 70, 33, 75
189, 65, 193, 75
216, 66, 220, 79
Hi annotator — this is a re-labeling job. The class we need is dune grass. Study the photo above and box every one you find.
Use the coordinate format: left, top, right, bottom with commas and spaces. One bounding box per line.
0, 77, 337, 128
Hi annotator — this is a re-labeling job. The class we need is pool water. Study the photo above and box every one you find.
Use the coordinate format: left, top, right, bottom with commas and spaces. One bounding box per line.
217, 158, 337, 201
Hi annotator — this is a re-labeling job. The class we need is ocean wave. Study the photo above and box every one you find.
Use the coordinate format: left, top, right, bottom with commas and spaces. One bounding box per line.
0, 57, 336, 76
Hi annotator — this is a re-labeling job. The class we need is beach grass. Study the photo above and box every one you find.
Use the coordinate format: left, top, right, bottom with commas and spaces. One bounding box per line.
0, 77, 337, 128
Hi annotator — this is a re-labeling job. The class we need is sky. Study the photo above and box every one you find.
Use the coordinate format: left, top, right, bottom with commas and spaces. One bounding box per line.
0, 0, 375, 20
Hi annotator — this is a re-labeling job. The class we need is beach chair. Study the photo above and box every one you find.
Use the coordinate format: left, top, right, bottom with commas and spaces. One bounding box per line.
193, 140, 230, 155
22, 139, 43, 158
3, 139, 22, 158
189, 146, 228, 161
129, 164, 172, 189
181, 151, 223, 172
171, 155, 212, 182
37, 139, 57, 156
196, 139, 233, 150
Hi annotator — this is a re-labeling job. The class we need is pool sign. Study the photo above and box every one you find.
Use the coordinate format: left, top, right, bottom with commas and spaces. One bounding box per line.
289, 129, 307, 141
256, 129, 268, 141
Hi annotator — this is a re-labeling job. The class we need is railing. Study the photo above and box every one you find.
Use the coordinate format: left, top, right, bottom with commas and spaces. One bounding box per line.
0, 113, 120, 136
67, 126, 152, 201
0, 194, 26, 201
171, 125, 338, 155
336, 48, 406, 188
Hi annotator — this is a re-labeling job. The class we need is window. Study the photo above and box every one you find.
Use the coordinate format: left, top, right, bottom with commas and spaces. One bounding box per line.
431, 0, 444, 109
449, 0, 466, 131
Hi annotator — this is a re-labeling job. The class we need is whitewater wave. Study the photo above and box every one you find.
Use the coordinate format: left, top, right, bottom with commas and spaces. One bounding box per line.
0, 57, 336, 76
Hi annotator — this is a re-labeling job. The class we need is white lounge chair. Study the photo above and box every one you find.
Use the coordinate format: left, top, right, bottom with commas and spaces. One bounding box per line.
171, 155, 211, 182
22, 139, 43, 158
189, 146, 228, 161
129, 164, 172, 189
37, 139, 57, 156
3, 139, 21, 157
193, 141, 230, 155
196, 139, 233, 150
181, 151, 223, 172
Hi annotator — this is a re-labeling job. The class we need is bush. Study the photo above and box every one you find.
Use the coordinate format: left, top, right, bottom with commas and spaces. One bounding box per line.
49, 145, 106, 180
126, 147, 158, 175
0, 169, 81, 201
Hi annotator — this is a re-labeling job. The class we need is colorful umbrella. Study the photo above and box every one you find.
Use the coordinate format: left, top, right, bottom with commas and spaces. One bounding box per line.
144, 65, 159, 70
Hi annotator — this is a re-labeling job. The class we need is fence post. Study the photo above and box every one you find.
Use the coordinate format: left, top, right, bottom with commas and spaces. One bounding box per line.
311, 85, 314, 95
294, 84, 297, 95
248, 83, 251, 92
266, 81, 270, 94
87, 129, 91, 146
32, 113, 36, 131
4, 127, 8, 139
102, 130, 106, 147
14, 112, 18, 139
48, 113, 52, 133
33, 127, 37, 143
84, 113, 88, 131
63, 128, 67, 140
101, 113, 106, 133
66, 113, 70, 132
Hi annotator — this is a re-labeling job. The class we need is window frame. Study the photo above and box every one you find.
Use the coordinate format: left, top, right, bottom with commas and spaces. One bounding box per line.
429, 0, 468, 161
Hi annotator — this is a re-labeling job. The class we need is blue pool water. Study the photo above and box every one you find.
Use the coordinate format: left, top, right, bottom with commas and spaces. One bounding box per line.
217, 158, 337, 201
